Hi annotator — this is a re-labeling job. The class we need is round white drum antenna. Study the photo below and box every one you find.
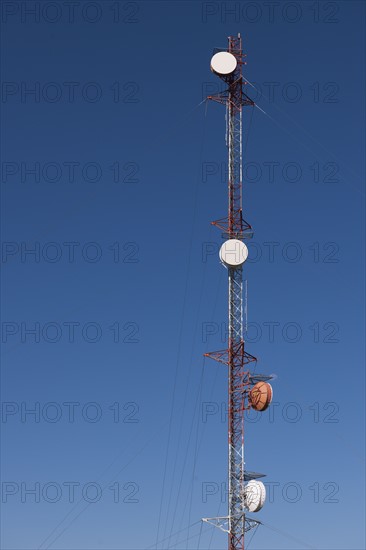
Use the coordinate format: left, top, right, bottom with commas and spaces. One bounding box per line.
210, 51, 237, 76
243, 480, 266, 513
219, 239, 248, 268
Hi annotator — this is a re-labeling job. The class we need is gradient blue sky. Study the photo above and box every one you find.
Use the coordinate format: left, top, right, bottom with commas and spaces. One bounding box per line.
1, 1, 365, 549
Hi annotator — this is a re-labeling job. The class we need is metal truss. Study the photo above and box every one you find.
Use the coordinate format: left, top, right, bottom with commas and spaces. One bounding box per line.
205, 35, 259, 550
202, 515, 261, 535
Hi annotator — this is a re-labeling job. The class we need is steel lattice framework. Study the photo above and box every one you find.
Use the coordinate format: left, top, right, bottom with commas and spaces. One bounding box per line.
203, 35, 260, 550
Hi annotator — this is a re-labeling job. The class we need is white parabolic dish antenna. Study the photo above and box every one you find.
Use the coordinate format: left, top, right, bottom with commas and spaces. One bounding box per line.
244, 480, 266, 513
219, 239, 248, 268
210, 51, 237, 75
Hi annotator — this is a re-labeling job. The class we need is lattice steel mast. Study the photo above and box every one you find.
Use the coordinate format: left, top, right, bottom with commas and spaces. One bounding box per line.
203, 35, 274, 550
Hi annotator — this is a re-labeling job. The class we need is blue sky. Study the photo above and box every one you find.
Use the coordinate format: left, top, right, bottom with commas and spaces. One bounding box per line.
1, 1, 365, 549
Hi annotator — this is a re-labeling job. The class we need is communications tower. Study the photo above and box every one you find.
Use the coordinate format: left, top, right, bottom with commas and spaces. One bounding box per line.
203, 34, 274, 550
